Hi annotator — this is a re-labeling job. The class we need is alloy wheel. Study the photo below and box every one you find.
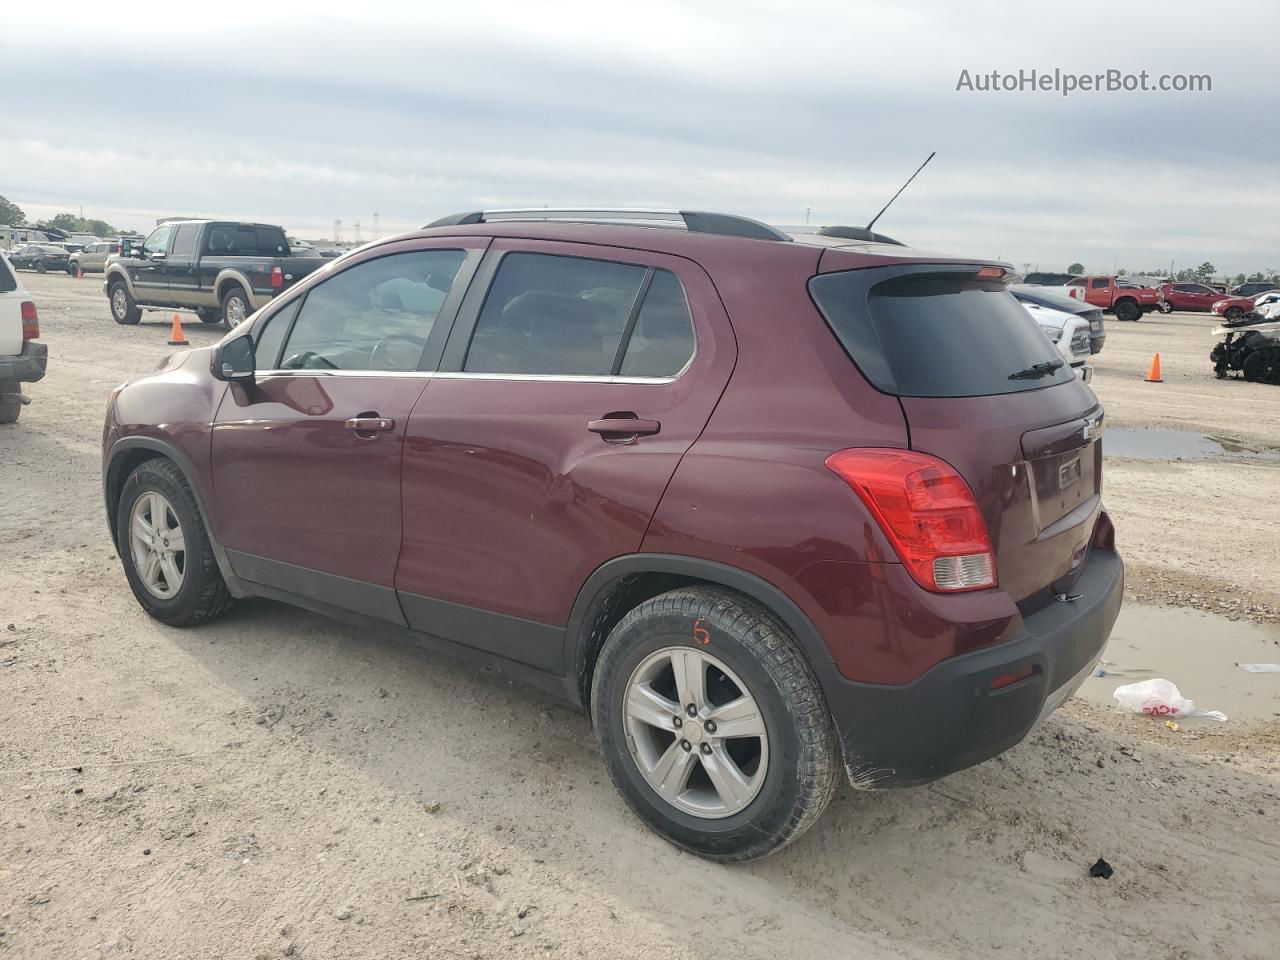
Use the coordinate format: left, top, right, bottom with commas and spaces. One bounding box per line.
128, 491, 187, 599
622, 646, 769, 818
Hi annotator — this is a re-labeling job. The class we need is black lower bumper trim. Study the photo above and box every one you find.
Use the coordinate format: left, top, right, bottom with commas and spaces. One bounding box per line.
826, 547, 1123, 787
0, 341, 48, 383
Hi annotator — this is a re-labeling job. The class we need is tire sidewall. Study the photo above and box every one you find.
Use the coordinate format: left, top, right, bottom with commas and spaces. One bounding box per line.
222, 288, 248, 325
109, 282, 139, 324
116, 465, 212, 625
592, 602, 814, 857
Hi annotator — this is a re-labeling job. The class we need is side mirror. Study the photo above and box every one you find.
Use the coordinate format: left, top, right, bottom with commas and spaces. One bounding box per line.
213, 333, 256, 383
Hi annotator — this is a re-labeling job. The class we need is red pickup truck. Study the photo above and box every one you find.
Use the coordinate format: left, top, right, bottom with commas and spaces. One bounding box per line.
1062, 276, 1163, 321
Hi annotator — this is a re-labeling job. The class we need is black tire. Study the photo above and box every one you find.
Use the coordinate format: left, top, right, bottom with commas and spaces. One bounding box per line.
1224, 306, 1244, 321
1242, 348, 1280, 385
1113, 299, 1140, 322
108, 280, 142, 325
67, 262, 79, 276
0, 382, 21, 424
196, 308, 223, 324
221, 286, 250, 326
35, 260, 47, 274
115, 458, 232, 626
591, 587, 839, 862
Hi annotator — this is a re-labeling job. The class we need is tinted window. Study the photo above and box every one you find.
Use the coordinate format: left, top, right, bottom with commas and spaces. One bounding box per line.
809, 271, 1075, 397
278, 249, 466, 371
0, 255, 15, 292
255, 298, 301, 370
464, 253, 647, 375
142, 226, 171, 256
1090, 277, 1109, 289
204, 225, 289, 256
170, 225, 198, 258
619, 270, 695, 377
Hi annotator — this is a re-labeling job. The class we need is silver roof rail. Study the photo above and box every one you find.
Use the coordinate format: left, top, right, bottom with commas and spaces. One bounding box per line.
424, 208, 791, 242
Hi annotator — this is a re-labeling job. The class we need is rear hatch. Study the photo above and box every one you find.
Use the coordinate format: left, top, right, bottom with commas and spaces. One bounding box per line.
809, 263, 1103, 603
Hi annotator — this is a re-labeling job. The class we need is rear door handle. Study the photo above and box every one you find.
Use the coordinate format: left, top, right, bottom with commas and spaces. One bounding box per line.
346, 416, 395, 437
587, 415, 661, 443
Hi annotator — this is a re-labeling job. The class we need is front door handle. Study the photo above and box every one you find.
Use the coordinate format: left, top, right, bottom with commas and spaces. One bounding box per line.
587, 414, 661, 444
346, 416, 395, 438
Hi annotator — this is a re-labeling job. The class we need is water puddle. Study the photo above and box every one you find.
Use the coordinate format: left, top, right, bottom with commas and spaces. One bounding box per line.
1104, 427, 1280, 462
1076, 604, 1280, 722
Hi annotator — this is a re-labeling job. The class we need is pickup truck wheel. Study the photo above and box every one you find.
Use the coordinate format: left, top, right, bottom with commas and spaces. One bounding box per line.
1113, 299, 1140, 322
116, 458, 232, 626
221, 287, 249, 326
0, 382, 21, 424
591, 586, 839, 862
196, 308, 223, 324
109, 281, 142, 325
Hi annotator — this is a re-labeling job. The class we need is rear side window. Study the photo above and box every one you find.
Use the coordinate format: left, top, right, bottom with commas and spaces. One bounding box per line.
809, 271, 1076, 397
204, 225, 289, 256
464, 253, 693, 377
278, 249, 466, 371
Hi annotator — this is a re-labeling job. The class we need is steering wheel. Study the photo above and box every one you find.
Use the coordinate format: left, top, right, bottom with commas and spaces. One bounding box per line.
369, 334, 427, 371
282, 350, 339, 370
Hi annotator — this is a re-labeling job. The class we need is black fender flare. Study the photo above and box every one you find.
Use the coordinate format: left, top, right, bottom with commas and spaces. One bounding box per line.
564, 553, 839, 706
102, 436, 241, 590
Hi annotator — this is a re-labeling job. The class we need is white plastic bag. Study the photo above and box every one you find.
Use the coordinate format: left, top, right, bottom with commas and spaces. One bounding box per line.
1112, 679, 1228, 722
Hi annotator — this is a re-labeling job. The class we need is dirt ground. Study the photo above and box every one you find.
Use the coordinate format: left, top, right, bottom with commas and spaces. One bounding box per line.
2, 273, 1278, 960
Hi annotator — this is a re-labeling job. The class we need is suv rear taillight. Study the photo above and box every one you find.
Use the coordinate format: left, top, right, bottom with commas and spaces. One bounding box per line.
270, 265, 283, 289
826, 448, 997, 592
21, 301, 39, 340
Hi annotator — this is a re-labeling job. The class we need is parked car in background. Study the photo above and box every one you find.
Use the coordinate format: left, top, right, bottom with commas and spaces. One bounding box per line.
68, 240, 123, 275
103, 220, 328, 325
0, 251, 48, 424
1062, 275, 1162, 321
1158, 282, 1228, 312
1231, 281, 1280, 298
102, 207, 1121, 862
1016, 299, 1093, 381
1211, 290, 1280, 321
1011, 284, 1106, 354
8, 243, 72, 274
1021, 271, 1078, 286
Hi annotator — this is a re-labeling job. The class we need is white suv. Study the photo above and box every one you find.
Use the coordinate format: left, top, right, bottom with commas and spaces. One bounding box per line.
0, 251, 47, 423
1019, 300, 1093, 382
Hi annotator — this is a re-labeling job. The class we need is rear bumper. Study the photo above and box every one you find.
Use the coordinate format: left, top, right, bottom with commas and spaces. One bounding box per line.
826, 546, 1123, 787
0, 341, 48, 383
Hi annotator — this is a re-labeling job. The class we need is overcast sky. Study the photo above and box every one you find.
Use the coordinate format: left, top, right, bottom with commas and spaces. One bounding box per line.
3, 0, 1277, 273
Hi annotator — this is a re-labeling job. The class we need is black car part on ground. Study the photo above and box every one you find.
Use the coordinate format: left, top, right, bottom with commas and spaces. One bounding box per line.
1211, 326, 1280, 384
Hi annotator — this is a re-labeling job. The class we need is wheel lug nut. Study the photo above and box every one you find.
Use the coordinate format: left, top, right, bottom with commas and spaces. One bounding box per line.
700, 743, 711, 755
704, 720, 717, 734
680, 740, 691, 751
686, 704, 697, 717
672, 716, 682, 728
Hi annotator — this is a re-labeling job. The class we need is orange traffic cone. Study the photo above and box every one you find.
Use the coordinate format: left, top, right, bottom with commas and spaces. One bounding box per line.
76, 265, 83, 279
1144, 353, 1163, 382
167, 313, 189, 346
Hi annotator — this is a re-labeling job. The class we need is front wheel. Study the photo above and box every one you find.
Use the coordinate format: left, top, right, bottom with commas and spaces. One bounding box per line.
35, 260, 47, 274
116, 458, 232, 626
591, 587, 839, 862
108, 280, 142, 325
1157, 301, 1174, 314
1224, 306, 1244, 321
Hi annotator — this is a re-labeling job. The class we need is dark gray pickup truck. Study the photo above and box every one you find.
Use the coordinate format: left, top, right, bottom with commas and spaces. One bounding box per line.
104, 220, 326, 325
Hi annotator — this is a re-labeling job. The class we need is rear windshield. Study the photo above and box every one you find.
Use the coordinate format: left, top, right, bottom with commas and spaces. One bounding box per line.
809, 271, 1075, 397
0, 255, 15, 292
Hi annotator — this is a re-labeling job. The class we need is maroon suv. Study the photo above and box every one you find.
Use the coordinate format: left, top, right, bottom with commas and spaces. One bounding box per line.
102, 209, 1122, 861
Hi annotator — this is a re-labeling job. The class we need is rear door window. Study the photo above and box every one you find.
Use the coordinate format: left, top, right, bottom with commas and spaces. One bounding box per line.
463, 253, 693, 377
809, 270, 1075, 397
277, 249, 466, 371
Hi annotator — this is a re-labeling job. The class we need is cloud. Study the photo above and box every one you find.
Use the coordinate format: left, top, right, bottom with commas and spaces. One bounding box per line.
1, 0, 1276, 272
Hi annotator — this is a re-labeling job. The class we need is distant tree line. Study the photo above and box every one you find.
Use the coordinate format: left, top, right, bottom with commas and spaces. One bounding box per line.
0, 195, 134, 237
1064, 256, 1278, 286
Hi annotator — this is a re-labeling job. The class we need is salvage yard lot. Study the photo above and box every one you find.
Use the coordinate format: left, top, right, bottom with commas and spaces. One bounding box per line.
2, 273, 1278, 960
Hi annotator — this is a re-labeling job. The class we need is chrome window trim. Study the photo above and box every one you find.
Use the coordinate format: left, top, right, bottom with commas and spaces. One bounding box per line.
254, 369, 434, 379
250, 368, 683, 385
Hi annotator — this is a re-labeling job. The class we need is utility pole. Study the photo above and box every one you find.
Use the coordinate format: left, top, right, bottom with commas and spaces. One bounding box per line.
334, 219, 342, 243
373, 213, 379, 240
354, 221, 361, 243
804, 207, 810, 226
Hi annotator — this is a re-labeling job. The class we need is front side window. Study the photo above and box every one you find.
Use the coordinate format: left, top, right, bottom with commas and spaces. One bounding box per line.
463, 253, 694, 377
142, 226, 171, 256
277, 249, 466, 372
170, 225, 198, 258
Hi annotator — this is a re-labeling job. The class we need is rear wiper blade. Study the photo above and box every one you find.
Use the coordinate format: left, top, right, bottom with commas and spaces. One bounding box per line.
1008, 359, 1065, 380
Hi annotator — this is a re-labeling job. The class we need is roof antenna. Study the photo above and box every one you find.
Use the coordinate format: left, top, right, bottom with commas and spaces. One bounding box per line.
866, 151, 935, 231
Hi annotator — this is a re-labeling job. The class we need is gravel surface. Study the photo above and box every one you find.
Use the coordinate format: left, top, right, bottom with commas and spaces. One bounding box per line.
2, 274, 1277, 959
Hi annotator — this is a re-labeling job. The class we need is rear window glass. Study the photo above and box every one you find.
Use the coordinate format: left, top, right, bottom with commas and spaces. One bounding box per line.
205, 225, 290, 257
0, 255, 15, 292
809, 272, 1075, 397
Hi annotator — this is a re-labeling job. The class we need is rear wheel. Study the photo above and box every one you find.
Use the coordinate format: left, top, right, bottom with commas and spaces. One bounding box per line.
591, 587, 839, 862
1156, 300, 1174, 314
109, 280, 142, 325
1224, 306, 1244, 321
116, 458, 232, 626
1114, 299, 1140, 322
196, 308, 222, 324
0, 381, 21, 424
221, 286, 249, 326
35, 260, 47, 274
